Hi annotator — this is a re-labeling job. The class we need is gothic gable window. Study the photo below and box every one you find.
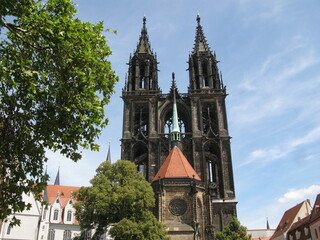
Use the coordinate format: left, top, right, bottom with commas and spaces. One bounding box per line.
133, 104, 148, 136
202, 103, 218, 135
63, 230, 71, 240
162, 105, 190, 137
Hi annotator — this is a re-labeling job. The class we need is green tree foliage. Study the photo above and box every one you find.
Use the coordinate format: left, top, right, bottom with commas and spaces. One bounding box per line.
0, 0, 118, 224
73, 160, 169, 240
215, 217, 251, 240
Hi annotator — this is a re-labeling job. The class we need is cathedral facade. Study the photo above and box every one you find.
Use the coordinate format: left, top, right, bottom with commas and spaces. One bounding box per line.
121, 16, 237, 240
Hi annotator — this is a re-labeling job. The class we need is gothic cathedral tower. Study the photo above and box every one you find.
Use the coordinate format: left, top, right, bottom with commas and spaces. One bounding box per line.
121, 16, 237, 240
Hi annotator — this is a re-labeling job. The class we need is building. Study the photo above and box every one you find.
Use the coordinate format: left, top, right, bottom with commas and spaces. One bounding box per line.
38, 184, 81, 240
0, 192, 42, 240
307, 194, 320, 240
270, 200, 312, 240
0, 178, 112, 240
286, 215, 311, 240
121, 15, 237, 239
248, 218, 275, 240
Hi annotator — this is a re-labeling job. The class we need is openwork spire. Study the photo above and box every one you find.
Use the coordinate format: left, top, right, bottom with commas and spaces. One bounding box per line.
192, 14, 211, 53
136, 15, 152, 54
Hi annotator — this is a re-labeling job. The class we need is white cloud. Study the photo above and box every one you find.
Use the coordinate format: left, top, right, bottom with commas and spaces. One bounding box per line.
239, 126, 320, 167
278, 185, 320, 203
289, 127, 320, 148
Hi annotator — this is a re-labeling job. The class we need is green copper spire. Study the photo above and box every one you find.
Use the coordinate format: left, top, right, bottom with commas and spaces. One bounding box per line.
171, 72, 181, 144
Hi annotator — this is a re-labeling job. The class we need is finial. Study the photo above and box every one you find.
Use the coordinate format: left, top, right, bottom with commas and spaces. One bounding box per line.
171, 72, 177, 91
196, 13, 201, 25
143, 15, 146, 26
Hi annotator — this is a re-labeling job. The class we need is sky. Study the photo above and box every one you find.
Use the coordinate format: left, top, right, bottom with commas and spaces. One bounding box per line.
46, 0, 320, 230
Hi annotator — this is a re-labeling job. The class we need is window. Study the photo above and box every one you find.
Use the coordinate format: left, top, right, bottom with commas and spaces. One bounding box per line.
48, 229, 55, 240
315, 228, 318, 239
6, 225, 11, 235
53, 209, 59, 221
67, 210, 72, 221
63, 230, 72, 240
86, 230, 92, 240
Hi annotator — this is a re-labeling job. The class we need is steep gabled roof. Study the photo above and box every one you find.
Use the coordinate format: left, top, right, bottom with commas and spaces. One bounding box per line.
152, 146, 201, 181
46, 184, 80, 207
271, 200, 311, 239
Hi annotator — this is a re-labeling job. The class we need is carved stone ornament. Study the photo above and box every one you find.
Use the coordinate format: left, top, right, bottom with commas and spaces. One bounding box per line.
169, 198, 188, 216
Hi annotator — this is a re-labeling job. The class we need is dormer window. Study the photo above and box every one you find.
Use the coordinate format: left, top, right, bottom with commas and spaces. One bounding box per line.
56, 199, 59, 203
67, 210, 72, 222
53, 209, 59, 221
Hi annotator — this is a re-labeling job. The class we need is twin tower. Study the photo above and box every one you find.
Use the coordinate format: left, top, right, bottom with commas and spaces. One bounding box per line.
121, 16, 237, 240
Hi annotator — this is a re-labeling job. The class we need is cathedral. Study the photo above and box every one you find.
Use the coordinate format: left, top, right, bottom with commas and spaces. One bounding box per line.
121, 15, 237, 240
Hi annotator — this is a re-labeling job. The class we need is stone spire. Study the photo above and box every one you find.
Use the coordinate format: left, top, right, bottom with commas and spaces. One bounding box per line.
192, 14, 211, 53
136, 15, 152, 54
54, 166, 60, 185
106, 142, 111, 163
170, 73, 181, 146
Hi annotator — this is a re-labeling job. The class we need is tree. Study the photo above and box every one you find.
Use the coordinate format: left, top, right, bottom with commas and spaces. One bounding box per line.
215, 217, 251, 240
73, 160, 169, 240
0, 0, 118, 224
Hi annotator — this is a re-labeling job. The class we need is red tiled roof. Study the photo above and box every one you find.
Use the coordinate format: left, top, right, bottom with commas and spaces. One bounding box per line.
46, 184, 80, 207
288, 214, 310, 233
152, 146, 201, 181
271, 200, 309, 239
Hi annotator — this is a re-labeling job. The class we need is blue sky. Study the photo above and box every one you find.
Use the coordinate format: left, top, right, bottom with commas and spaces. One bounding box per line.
46, 0, 320, 230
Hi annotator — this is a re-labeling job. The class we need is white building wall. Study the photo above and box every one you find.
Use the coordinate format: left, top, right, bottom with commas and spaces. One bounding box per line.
0, 193, 41, 240
310, 219, 320, 240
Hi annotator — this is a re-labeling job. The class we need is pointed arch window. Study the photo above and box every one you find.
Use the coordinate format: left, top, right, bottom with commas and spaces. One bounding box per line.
63, 230, 71, 240
139, 63, 146, 89
133, 143, 148, 180
67, 210, 72, 222
48, 229, 55, 240
53, 209, 59, 221
208, 160, 217, 183
6, 225, 11, 235
134, 104, 148, 136
163, 112, 187, 136
202, 61, 209, 87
